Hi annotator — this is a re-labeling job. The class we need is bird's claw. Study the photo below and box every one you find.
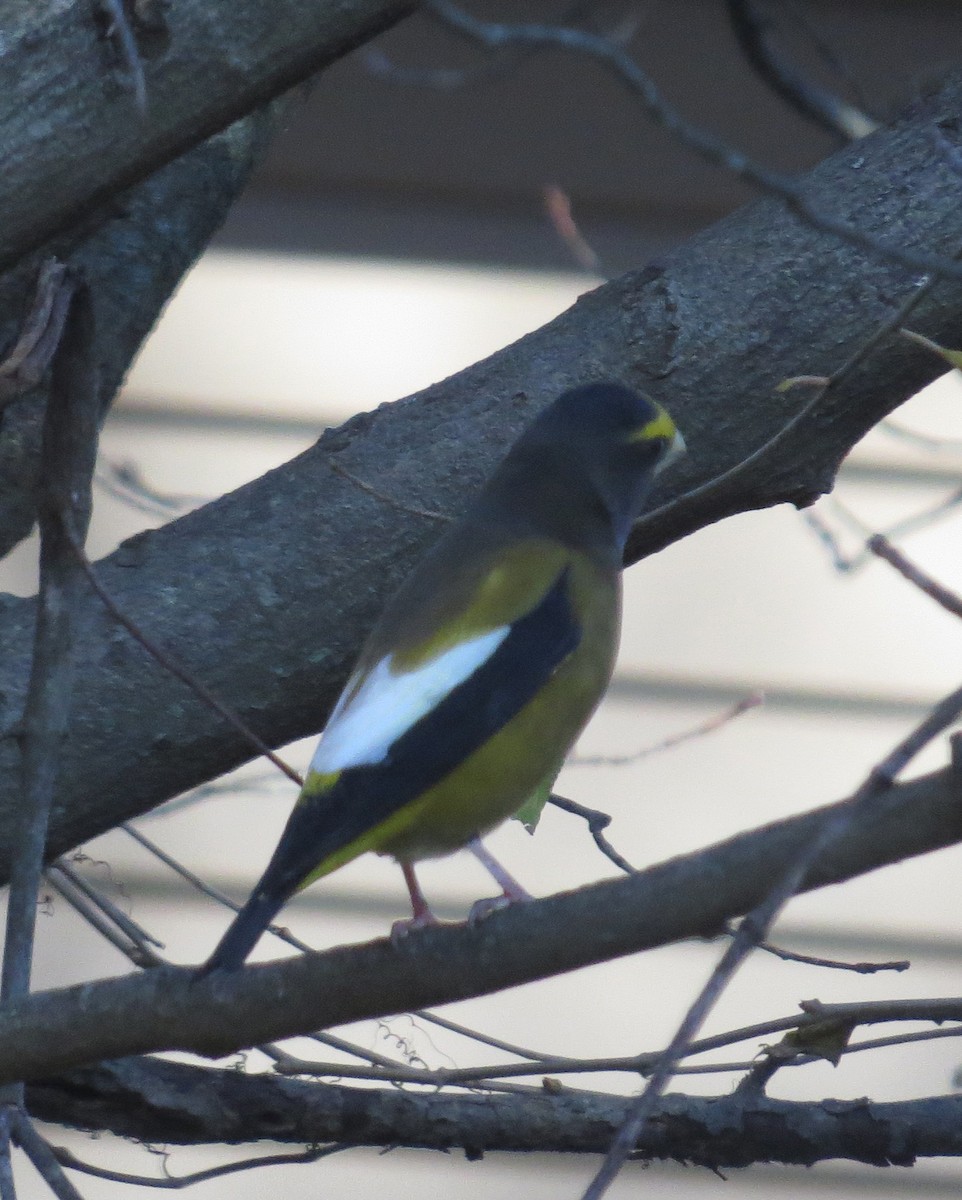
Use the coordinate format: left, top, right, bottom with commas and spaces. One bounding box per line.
390, 910, 441, 947
467, 890, 531, 925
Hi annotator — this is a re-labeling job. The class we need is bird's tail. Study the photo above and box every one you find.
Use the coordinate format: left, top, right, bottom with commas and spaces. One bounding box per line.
199, 888, 288, 975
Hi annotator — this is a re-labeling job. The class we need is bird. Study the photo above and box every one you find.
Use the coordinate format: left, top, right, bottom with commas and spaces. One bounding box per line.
202, 381, 683, 972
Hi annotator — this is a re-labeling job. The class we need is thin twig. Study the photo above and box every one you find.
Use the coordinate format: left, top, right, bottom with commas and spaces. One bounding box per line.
547, 794, 637, 874
806, 489, 962, 575
44, 863, 164, 969
744, 927, 909, 974
878, 419, 962, 453
0, 275, 98, 1199
44, 869, 157, 969
95, 459, 206, 518
726, 0, 877, 140
582, 679, 962, 1199
10, 1115, 83, 1200
427, 3, 962, 282
1, 271, 86, 1006
868, 534, 962, 620
0, 1113, 15, 1200
571, 693, 763, 766
272, 1005, 962, 1087
543, 184, 607, 276
56, 858, 162, 950
51, 1142, 344, 1189
409, 1009, 559, 1062
363, 0, 600, 90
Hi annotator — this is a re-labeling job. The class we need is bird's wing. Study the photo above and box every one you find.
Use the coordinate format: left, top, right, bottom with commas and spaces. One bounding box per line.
308, 624, 510, 776
263, 560, 581, 894
310, 537, 574, 777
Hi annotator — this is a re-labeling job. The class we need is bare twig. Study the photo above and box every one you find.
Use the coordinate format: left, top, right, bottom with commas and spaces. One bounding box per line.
543, 184, 606, 276
547, 794, 637, 874
363, 0, 600, 90
1, 271, 87, 1006
726, 0, 877, 140
552, 697, 761, 875
51, 1142, 344, 1189
408, 1008, 558, 1062
571, 693, 763, 767
10, 1115, 82, 1200
806, 489, 962, 575
0, 1115, 15, 1200
868, 534, 962, 620
427, 2, 962, 282
44, 861, 164, 969
95, 459, 206, 518
743, 927, 908, 974
879, 419, 962, 453
263, 999, 962, 1087
0, 272, 92, 1198
582, 680, 962, 1199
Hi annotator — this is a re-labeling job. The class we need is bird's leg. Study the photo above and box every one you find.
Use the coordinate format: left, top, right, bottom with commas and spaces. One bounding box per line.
391, 862, 442, 943
467, 838, 533, 923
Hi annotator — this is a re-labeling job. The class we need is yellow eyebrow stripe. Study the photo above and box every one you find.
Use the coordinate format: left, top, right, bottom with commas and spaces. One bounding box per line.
630, 407, 676, 443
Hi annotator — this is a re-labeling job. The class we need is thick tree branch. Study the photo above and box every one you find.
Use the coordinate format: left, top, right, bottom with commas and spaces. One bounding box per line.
0, 763, 957, 1082
0, 0, 413, 271
0, 75, 961, 874
24, 1056, 962, 1167
0, 104, 281, 556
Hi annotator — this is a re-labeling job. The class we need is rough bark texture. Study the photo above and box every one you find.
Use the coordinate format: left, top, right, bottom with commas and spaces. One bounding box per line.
0, 764, 957, 1082
25, 1055, 962, 1166
0, 0, 413, 270
0, 106, 280, 556
1, 74, 962, 877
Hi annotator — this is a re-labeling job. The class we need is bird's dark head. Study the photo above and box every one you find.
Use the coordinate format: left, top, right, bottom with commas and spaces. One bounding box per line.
492, 383, 684, 555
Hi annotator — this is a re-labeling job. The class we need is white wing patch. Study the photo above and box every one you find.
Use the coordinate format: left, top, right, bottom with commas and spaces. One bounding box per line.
309, 626, 510, 774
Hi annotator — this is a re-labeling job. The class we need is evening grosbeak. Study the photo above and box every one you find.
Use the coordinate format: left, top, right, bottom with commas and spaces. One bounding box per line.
203, 382, 683, 971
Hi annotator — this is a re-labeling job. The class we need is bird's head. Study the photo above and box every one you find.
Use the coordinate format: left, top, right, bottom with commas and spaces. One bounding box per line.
499, 383, 685, 553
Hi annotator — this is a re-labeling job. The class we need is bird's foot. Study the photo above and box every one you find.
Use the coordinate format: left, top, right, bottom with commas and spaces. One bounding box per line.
467, 886, 533, 925
391, 861, 444, 946
466, 838, 533, 923
390, 908, 442, 947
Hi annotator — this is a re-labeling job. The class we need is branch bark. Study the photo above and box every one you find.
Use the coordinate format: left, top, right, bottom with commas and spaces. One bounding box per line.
25, 1055, 962, 1167
0, 0, 413, 270
0, 105, 281, 556
0, 763, 957, 1082
1, 74, 962, 877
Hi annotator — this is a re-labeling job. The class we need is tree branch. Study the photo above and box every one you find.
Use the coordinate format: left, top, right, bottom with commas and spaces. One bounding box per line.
0, 104, 282, 557
0, 762, 957, 1082
0, 0, 413, 271
1, 74, 962, 874
24, 1056, 962, 1167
